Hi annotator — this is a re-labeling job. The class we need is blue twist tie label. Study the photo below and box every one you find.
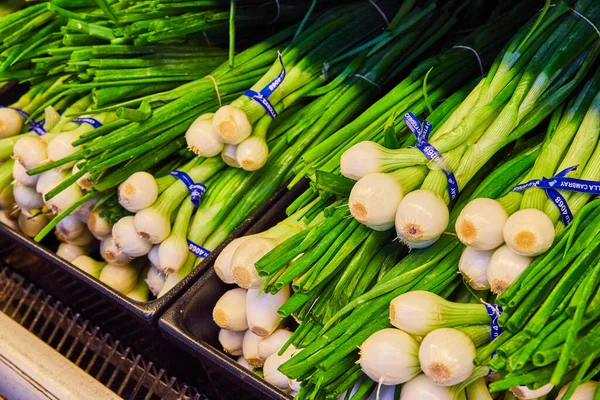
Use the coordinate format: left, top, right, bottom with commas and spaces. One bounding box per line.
187, 239, 211, 258
28, 119, 47, 136
169, 170, 206, 207
73, 117, 103, 129
243, 52, 285, 118
404, 112, 459, 200
484, 303, 503, 368
512, 165, 600, 225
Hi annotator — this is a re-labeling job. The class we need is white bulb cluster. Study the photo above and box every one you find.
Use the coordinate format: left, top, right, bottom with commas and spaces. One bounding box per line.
455, 199, 550, 293
185, 111, 268, 172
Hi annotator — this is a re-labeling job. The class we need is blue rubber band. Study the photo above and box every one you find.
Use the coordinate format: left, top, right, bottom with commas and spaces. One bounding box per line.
243, 52, 285, 118
403, 112, 459, 200
169, 170, 206, 207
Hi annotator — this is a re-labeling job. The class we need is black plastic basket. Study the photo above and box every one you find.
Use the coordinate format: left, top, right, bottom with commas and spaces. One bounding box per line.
159, 184, 310, 400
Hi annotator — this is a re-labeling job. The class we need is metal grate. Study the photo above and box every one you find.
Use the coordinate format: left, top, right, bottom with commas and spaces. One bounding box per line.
0, 264, 207, 400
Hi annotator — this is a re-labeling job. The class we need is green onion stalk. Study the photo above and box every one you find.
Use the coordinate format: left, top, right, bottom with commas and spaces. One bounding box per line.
0, 0, 311, 114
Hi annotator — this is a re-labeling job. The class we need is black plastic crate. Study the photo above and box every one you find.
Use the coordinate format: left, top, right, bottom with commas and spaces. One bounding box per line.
159, 184, 310, 400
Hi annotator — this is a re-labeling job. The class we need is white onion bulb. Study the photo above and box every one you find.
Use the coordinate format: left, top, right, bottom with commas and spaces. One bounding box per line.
73, 196, 97, 223
511, 383, 555, 399
213, 288, 248, 331
18, 210, 49, 238
186, 113, 224, 157
148, 245, 160, 268
71, 255, 106, 279
57, 242, 89, 262
459, 247, 493, 290
237, 356, 253, 371
400, 374, 454, 400
87, 209, 112, 240
557, 381, 597, 399
0, 108, 23, 138
44, 182, 83, 214
55, 214, 85, 243
231, 237, 277, 289
395, 190, 449, 248
487, 245, 532, 295
418, 328, 475, 386
145, 265, 165, 296
263, 346, 296, 390
13, 136, 47, 170
157, 234, 188, 274
246, 286, 290, 337
100, 235, 132, 265
72, 162, 96, 190
133, 207, 170, 244
359, 328, 420, 385
36, 168, 66, 194
213, 105, 252, 144
118, 172, 158, 213
456, 198, 508, 250
221, 144, 241, 168
389, 291, 488, 336
13, 181, 44, 209
236, 136, 269, 171
13, 160, 38, 186
503, 208, 555, 256
47, 131, 81, 163
242, 330, 264, 367
215, 236, 253, 284
219, 329, 245, 356
99, 263, 138, 293
65, 226, 94, 246
340, 141, 386, 180
258, 329, 293, 361
349, 173, 403, 231
112, 216, 152, 257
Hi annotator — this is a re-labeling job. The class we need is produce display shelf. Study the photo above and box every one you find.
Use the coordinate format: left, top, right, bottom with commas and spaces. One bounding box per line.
0, 263, 206, 400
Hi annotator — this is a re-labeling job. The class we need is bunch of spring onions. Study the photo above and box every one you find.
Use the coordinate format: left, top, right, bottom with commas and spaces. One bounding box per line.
253, 141, 542, 398
334, 0, 599, 250
0, 0, 313, 83
456, 72, 600, 294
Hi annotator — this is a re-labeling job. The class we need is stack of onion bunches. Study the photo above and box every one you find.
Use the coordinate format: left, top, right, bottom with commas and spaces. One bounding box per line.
203, 2, 600, 398
0, 0, 464, 299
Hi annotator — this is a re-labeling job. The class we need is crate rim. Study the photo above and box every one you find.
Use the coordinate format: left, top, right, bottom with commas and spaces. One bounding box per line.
159, 268, 292, 400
